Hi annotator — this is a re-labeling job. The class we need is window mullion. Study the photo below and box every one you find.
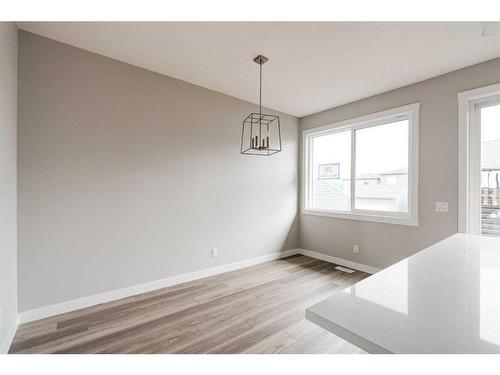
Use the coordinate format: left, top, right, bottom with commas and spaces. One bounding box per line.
307, 135, 313, 209
350, 128, 356, 213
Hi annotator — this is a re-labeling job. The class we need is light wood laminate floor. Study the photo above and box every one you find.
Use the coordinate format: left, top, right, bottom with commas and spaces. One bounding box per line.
10, 255, 369, 354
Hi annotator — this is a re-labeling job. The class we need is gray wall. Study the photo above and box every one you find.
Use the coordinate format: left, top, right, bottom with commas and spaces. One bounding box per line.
18, 31, 299, 312
300, 58, 500, 269
0, 22, 18, 352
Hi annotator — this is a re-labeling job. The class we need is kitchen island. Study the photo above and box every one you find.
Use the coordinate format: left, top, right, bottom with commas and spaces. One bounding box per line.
306, 234, 500, 353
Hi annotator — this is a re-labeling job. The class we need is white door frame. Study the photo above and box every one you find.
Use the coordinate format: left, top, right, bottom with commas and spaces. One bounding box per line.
458, 82, 500, 234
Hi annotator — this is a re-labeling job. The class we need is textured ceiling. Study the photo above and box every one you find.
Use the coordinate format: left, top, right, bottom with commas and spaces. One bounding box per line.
17, 22, 500, 117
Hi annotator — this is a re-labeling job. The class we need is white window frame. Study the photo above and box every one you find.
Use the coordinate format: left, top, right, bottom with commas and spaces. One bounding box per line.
301, 103, 419, 226
458, 82, 500, 234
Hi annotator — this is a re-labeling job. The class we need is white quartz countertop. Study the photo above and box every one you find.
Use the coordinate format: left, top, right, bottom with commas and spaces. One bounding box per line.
306, 234, 500, 353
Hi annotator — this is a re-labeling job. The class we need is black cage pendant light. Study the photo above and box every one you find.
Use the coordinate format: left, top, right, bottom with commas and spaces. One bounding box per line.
240, 55, 282, 156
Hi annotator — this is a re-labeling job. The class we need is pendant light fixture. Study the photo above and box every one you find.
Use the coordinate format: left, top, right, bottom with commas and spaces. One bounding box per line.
240, 55, 282, 156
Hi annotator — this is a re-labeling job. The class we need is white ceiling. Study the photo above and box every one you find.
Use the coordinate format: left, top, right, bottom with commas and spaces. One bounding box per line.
17, 22, 500, 117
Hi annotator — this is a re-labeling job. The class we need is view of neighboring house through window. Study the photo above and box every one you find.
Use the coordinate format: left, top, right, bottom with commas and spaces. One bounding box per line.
480, 103, 500, 237
311, 130, 351, 211
303, 103, 418, 226
355, 120, 409, 212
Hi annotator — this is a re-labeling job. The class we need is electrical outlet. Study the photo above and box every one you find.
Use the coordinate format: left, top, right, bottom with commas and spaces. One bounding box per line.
211, 248, 218, 258
353, 244, 359, 254
435, 201, 449, 212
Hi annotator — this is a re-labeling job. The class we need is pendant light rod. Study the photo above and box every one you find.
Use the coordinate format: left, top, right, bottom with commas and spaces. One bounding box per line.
259, 61, 262, 116
253, 55, 268, 116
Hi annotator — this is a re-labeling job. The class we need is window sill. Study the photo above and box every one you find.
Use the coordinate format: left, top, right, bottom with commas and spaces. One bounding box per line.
301, 208, 419, 227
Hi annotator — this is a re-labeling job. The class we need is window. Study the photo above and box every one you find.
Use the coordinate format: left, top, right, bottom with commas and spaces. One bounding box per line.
458, 83, 500, 235
480, 102, 500, 237
302, 103, 419, 226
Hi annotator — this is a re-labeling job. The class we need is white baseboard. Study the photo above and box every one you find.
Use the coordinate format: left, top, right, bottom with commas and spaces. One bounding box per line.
296, 248, 381, 274
18, 247, 379, 325
0, 317, 19, 354
18, 249, 299, 324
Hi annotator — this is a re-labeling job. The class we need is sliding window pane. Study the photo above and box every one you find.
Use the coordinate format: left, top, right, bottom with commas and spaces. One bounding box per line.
311, 131, 351, 211
355, 120, 409, 212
